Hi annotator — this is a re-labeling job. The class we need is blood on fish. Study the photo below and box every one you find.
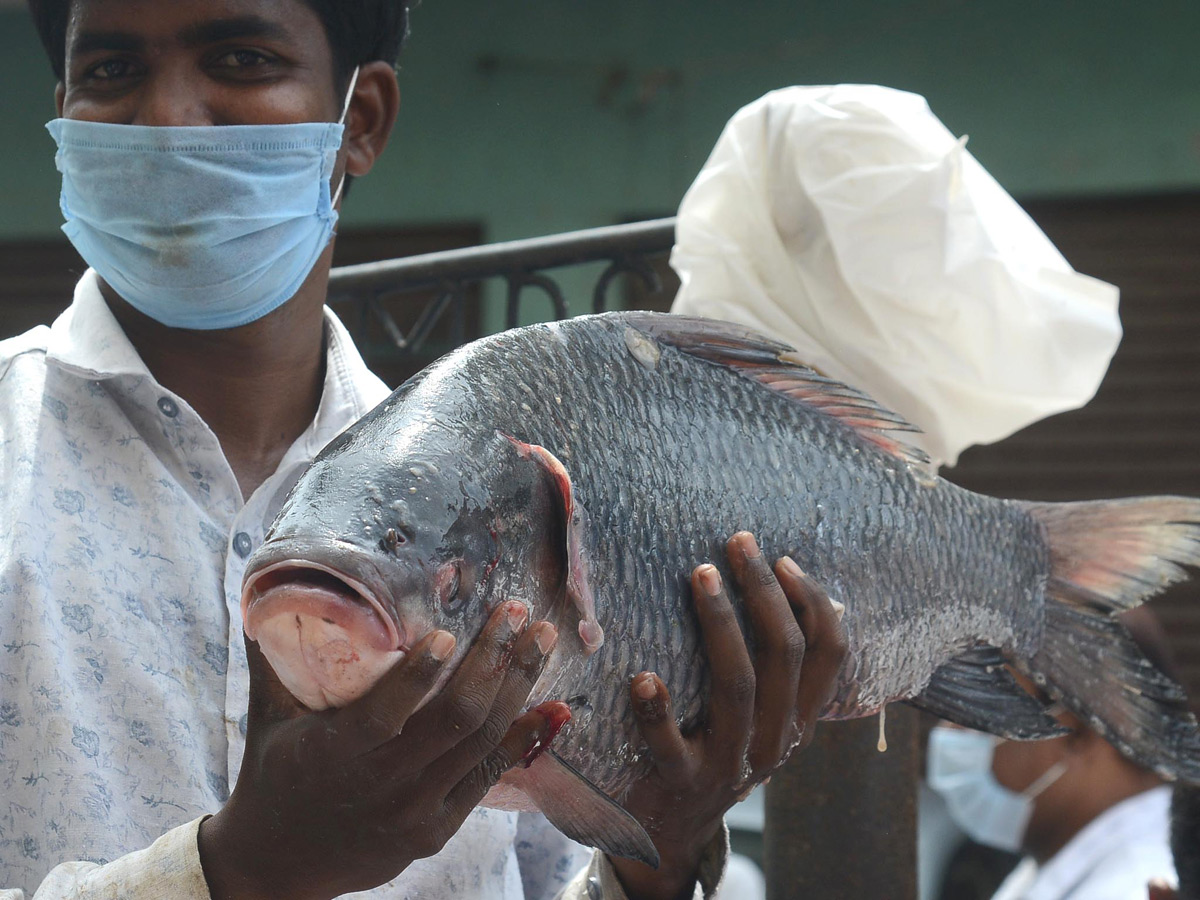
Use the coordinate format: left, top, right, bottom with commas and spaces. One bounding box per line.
521, 701, 572, 768
481, 526, 501, 582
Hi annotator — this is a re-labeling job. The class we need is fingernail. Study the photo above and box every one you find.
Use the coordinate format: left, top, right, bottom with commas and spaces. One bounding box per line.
739, 533, 761, 559
830, 599, 846, 621
779, 556, 803, 578
698, 564, 722, 597
532, 622, 558, 656
429, 631, 456, 661
504, 601, 528, 634
633, 674, 658, 701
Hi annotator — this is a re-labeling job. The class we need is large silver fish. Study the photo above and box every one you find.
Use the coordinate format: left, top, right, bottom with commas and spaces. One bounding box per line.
241, 312, 1200, 864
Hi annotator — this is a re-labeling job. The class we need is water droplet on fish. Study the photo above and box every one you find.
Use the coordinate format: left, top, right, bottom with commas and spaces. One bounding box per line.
409, 487, 418, 494
738, 754, 754, 788
521, 402, 533, 413
876, 706, 888, 753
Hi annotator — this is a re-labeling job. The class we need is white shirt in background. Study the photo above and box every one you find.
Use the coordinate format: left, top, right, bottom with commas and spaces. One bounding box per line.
990, 785, 1176, 900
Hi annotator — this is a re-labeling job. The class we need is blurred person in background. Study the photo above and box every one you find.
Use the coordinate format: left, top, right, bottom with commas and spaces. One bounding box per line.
1149, 784, 1200, 900
928, 607, 1181, 900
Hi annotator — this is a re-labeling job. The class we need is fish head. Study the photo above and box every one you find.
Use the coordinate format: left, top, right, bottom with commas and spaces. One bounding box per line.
240, 427, 565, 711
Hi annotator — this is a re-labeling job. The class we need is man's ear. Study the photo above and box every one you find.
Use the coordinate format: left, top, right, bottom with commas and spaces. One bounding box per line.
343, 61, 400, 179
55, 82, 66, 118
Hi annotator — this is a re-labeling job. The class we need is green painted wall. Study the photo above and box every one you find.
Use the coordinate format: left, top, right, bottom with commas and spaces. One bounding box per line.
3, 0, 1199, 246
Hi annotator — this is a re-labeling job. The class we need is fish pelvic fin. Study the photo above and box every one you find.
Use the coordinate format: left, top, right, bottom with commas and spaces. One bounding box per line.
1020, 497, 1200, 782
620, 313, 932, 473
501, 434, 604, 655
511, 750, 660, 868
906, 646, 1068, 741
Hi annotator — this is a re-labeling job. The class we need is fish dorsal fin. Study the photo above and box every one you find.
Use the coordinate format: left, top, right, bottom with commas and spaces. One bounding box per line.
905, 645, 1068, 741
501, 434, 604, 655
622, 313, 932, 470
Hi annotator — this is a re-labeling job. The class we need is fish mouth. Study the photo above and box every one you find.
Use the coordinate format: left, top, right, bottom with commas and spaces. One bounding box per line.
241, 560, 404, 654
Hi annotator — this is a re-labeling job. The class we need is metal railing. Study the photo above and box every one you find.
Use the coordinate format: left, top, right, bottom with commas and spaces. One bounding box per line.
328, 217, 677, 357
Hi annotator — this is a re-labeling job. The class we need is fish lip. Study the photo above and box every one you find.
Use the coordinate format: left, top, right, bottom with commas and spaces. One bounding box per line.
241, 557, 404, 653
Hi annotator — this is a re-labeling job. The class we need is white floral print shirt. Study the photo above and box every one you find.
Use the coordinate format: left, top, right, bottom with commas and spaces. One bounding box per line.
0, 270, 610, 899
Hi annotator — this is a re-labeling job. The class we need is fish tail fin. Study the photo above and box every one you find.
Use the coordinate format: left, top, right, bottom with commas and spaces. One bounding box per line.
1020, 497, 1200, 782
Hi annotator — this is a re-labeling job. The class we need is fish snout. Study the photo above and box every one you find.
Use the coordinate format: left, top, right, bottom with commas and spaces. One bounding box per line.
241, 559, 405, 710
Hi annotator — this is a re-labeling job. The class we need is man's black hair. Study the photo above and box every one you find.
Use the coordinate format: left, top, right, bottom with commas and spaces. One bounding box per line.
1175, 784, 1200, 900
26, 0, 411, 93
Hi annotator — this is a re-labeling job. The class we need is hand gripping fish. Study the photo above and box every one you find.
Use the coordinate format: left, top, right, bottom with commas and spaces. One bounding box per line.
241, 313, 1200, 866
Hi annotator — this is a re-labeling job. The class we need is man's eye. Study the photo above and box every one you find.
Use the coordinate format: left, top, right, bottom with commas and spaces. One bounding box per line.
86, 59, 136, 81
214, 49, 275, 69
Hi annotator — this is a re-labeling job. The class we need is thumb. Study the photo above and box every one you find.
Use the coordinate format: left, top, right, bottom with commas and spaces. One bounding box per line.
243, 630, 309, 726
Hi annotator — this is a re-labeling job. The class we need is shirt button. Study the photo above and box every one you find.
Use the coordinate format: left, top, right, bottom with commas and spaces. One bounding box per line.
157, 396, 179, 418
233, 532, 253, 558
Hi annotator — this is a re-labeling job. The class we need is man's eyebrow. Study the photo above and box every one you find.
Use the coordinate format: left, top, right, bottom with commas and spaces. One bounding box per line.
178, 15, 294, 48
70, 31, 145, 58
68, 16, 291, 59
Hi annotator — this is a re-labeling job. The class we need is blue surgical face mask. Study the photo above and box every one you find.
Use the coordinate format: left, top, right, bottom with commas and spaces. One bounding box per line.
46, 68, 360, 331
926, 725, 1069, 853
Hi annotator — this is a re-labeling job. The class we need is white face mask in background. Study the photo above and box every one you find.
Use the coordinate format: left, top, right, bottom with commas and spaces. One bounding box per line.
926, 725, 1069, 853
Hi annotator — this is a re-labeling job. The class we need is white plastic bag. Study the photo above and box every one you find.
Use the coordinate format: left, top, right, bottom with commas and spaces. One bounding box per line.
670, 85, 1120, 467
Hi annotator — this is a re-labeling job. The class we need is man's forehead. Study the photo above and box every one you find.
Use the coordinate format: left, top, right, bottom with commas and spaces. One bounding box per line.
66, 0, 323, 49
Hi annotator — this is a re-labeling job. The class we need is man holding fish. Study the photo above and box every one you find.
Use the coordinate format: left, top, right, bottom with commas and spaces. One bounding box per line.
0, 1, 847, 898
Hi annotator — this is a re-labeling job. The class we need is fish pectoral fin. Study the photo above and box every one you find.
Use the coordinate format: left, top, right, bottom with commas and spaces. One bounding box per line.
905, 645, 1068, 740
500, 434, 604, 655
516, 749, 660, 868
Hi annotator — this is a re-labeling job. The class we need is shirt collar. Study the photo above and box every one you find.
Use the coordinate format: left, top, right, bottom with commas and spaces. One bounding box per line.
45, 268, 391, 453
1023, 784, 1173, 900
304, 302, 390, 457
46, 268, 153, 380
